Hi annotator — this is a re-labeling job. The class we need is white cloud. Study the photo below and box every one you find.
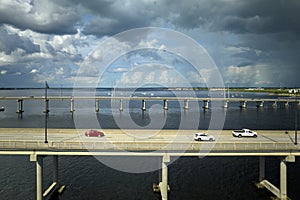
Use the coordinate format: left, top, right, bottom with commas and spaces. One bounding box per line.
111, 67, 129, 73
0, 70, 7, 75
115, 63, 190, 87
137, 39, 165, 49
30, 69, 38, 73
0, 52, 14, 64
55, 67, 64, 75
222, 64, 273, 86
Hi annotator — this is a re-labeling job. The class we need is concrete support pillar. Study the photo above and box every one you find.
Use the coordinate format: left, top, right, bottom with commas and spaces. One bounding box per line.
256, 101, 264, 108
223, 100, 229, 108
203, 100, 209, 109
183, 100, 189, 110
16, 99, 24, 114
159, 155, 170, 200
256, 156, 294, 200
285, 102, 289, 108
119, 99, 123, 111
70, 97, 75, 113
43, 155, 59, 198
53, 155, 58, 183
36, 156, 43, 200
163, 100, 168, 110
280, 160, 287, 200
95, 100, 99, 113
259, 156, 265, 182
142, 100, 146, 111
240, 101, 247, 108
30, 155, 62, 200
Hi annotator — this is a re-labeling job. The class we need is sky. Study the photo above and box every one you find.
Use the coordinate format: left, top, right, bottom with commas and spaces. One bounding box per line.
0, 0, 300, 88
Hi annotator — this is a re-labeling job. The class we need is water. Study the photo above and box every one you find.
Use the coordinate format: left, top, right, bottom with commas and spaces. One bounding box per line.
0, 89, 299, 200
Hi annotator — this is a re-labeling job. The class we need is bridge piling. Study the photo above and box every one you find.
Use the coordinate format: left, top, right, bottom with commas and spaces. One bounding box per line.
119, 99, 123, 111
53, 155, 58, 184
30, 154, 43, 200
70, 97, 75, 113
37, 156, 43, 200
30, 154, 61, 200
95, 100, 99, 113
16, 99, 24, 115
223, 100, 229, 108
240, 101, 247, 108
163, 100, 168, 110
256, 156, 294, 200
142, 100, 146, 111
259, 156, 265, 182
159, 155, 170, 200
256, 101, 264, 108
203, 100, 209, 109
183, 99, 189, 110
285, 102, 289, 108
280, 159, 287, 200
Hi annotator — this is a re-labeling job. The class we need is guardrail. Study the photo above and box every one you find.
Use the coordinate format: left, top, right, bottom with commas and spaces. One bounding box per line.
0, 96, 298, 102
0, 140, 299, 152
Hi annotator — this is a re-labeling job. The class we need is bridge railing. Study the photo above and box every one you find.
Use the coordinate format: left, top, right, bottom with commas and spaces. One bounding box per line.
0, 140, 299, 151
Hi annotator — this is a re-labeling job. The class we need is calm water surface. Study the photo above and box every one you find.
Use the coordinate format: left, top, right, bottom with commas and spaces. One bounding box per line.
0, 89, 299, 200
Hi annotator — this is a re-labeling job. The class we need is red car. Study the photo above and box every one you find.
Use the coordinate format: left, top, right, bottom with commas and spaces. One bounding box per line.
84, 130, 105, 137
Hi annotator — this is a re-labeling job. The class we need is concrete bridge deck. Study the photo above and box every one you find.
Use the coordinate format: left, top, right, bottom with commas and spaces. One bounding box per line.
0, 128, 298, 152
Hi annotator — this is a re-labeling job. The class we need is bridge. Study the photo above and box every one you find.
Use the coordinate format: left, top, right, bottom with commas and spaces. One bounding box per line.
0, 128, 299, 200
0, 96, 299, 114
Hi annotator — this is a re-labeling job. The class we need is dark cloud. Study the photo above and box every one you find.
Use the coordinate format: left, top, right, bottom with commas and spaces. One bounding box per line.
0, 0, 80, 35
0, 0, 300, 87
1, 0, 299, 37
237, 62, 254, 67
232, 49, 260, 61
167, 0, 300, 35
80, 1, 160, 36
81, 17, 140, 36
0, 27, 40, 54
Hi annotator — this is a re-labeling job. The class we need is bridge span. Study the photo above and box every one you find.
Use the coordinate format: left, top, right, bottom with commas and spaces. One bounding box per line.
0, 128, 299, 200
0, 96, 299, 115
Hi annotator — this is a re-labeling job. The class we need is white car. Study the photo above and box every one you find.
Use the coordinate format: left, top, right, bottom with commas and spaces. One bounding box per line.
194, 133, 215, 141
232, 129, 257, 138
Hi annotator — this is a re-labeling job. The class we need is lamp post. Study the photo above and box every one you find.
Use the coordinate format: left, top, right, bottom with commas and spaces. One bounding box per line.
294, 90, 298, 145
44, 81, 49, 143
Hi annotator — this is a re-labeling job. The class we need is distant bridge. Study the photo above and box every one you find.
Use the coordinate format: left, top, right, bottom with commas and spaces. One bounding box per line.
0, 96, 299, 114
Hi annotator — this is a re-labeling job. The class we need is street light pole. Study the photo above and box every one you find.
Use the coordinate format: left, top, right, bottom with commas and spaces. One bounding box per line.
295, 90, 298, 145
44, 81, 49, 143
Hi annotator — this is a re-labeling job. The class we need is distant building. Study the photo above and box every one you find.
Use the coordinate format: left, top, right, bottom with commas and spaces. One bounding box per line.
246, 87, 264, 91
288, 89, 300, 93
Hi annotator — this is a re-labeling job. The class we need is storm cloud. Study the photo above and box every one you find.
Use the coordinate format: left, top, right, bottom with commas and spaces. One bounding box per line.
0, 0, 299, 87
